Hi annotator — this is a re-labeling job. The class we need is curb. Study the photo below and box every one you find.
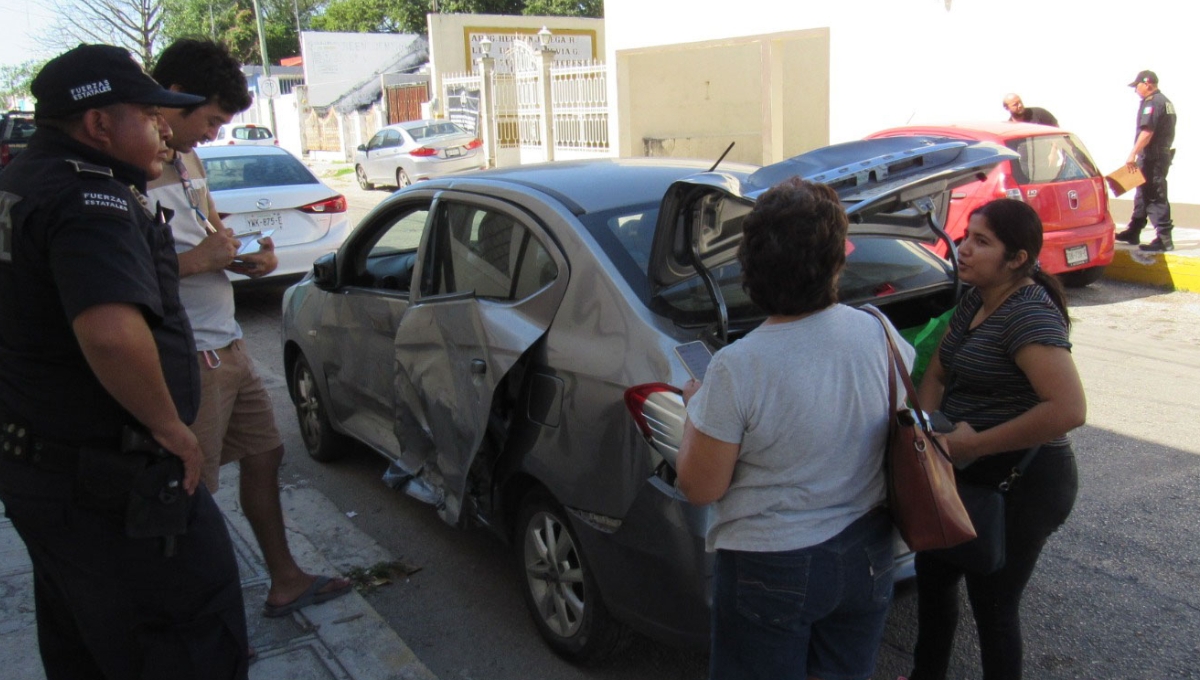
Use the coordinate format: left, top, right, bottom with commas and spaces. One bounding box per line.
1103, 246, 1200, 293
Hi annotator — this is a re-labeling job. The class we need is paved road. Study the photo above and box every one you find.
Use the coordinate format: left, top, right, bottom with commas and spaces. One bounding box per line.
245, 170, 1200, 678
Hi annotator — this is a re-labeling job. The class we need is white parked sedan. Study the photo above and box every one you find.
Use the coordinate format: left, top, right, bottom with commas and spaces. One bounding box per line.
207, 123, 277, 146
354, 119, 486, 190
197, 145, 350, 280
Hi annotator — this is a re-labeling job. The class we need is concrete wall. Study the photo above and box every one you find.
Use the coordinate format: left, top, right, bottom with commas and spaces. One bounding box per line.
603, 0, 1200, 215
616, 29, 828, 166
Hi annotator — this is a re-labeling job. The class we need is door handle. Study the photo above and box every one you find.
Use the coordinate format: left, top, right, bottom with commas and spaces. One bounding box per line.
470, 359, 487, 375
1067, 190, 1079, 210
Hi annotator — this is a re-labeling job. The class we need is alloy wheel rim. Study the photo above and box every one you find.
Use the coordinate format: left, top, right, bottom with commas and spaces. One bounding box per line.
295, 365, 322, 449
524, 510, 586, 638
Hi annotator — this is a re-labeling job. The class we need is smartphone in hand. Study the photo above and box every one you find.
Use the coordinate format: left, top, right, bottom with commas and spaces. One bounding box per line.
674, 341, 713, 382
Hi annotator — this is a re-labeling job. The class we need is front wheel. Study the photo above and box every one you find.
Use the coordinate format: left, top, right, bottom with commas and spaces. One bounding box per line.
290, 354, 350, 462
1058, 265, 1105, 288
355, 164, 374, 190
515, 493, 631, 664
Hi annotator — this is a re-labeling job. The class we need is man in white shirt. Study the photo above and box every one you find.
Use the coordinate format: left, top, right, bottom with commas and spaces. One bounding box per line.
148, 39, 351, 618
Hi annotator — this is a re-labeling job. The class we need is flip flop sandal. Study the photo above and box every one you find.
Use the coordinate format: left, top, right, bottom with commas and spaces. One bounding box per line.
262, 575, 353, 618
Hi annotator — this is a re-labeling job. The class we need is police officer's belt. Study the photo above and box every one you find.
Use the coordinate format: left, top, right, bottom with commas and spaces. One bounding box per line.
0, 421, 82, 473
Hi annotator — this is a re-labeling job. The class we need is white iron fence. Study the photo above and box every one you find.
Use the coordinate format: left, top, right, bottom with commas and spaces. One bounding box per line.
441, 52, 610, 165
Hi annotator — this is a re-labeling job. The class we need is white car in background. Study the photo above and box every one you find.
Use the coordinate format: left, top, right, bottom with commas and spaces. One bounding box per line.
207, 123, 278, 146
197, 145, 350, 280
354, 119, 485, 190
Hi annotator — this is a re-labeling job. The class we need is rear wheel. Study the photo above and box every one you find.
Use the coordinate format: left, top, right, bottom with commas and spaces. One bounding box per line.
355, 164, 374, 190
1058, 265, 1105, 288
396, 168, 411, 189
516, 493, 631, 664
290, 354, 349, 462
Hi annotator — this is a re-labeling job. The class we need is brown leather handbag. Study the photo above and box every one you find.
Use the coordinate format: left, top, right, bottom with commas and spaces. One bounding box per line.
866, 307, 976, 552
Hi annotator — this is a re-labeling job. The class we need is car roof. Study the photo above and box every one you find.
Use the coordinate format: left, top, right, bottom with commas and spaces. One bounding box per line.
196, 145, 292, 159
427, 157, 760, 215
869, 121, 1071, 142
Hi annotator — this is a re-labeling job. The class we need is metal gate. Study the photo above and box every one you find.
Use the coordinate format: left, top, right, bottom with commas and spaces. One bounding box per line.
386, 83, 429, 124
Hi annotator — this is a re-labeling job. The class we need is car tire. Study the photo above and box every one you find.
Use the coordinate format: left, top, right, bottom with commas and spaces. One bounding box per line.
1058, 265, 1106, 288
515, 493, 631, 664
396, 168, 411, 189
291, 353, 349, 462
355, 165, 374, 191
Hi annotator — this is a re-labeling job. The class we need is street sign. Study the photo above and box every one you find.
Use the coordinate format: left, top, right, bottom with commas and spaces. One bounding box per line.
259, 76, 280, 99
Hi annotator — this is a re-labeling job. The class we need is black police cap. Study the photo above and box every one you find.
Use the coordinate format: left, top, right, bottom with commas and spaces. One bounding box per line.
1128, 70, 1158, 87
32, 44, 206, 119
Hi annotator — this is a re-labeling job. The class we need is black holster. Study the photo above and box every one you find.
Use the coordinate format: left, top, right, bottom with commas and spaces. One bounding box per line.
74, 426, 191, 550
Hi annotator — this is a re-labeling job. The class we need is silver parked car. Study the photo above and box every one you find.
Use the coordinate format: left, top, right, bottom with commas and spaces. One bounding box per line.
354, 119, 486, 190
281, 138, 1016, 662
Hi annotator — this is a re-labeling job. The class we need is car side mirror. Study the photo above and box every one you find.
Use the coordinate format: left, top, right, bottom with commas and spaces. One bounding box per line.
357, 144, 367, 152
312, 252, 338, 291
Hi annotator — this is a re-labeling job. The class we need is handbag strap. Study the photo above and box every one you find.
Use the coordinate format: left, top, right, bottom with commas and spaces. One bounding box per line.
864, 307, 952, 465
999, 445, 1042, 492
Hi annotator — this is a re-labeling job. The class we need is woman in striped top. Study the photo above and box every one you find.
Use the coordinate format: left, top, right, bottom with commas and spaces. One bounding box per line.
906, 198, 1085, 680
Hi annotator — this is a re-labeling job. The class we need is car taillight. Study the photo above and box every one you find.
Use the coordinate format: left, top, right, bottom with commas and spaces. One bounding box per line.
409, 146, 438, 157
996, 171, 1023, 201
1, 143, 10, 166
464, 138, 483, 150
624, 383, 687, 469
299, 195, 347, 214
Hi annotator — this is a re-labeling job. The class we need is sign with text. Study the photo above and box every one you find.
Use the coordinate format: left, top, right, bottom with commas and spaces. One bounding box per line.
465, 29, 596, 74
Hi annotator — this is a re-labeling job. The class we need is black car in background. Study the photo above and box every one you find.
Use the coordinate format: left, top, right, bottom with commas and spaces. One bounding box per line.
1, 111, 35, 171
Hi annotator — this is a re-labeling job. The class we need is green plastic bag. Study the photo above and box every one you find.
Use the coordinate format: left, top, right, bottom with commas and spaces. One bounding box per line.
898, 307, 954, 387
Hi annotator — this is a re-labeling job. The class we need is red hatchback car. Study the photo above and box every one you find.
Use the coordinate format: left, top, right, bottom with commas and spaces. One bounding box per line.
867, 123, 1115, 287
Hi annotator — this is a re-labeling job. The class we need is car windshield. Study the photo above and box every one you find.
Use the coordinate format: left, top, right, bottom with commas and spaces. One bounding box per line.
233, 126, 272, 141
202, 153, 319, 191
581, 205, 953, 322
1005, 133, 1100, 184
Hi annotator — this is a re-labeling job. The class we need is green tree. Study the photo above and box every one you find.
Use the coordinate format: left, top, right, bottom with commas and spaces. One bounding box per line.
309, 0, 600, 36
161, 0, 320, 63
0, 60, 44, 107
522, 0, 601, 17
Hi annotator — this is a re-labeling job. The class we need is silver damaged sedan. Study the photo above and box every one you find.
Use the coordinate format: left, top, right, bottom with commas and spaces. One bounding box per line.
281, 138, 1017, 663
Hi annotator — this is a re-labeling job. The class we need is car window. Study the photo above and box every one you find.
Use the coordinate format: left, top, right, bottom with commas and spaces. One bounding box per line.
7, 118, 35, 141
421, 203, 558, 300
385, 130, 403, 148
654, 235, 951, 320
367, 131, 386, 151
232, 126, 270, 141
352, 204, 430, 291
1006, 134, 1099, 184
202, 153, 319, 190
598, 208, 659, 274
369, 207, 428, 257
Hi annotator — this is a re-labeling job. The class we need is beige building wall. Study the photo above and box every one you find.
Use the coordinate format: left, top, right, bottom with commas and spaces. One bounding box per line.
427, 13, 605, 115
604, 0, 1200, 217
617, 29, 829, 167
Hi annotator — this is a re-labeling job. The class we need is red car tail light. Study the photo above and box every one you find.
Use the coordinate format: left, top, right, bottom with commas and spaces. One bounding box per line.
465, 138, 483, 150
624, 383, 684, 438
409, 146, 438, 157
0, 143, 9, 166
625, 383, 687, 470
299, 195, 347, 214
996, 170, 1023, 201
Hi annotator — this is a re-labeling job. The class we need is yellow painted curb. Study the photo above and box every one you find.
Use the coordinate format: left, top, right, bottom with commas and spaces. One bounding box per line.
1104, 247, 1200, 292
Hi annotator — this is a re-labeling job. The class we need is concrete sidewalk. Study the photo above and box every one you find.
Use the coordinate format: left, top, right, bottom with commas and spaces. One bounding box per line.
1103, 225, 1200, 293
0, 466, 438, 680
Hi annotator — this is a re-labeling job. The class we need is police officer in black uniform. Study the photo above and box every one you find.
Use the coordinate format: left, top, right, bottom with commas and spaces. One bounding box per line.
0, 45, 249, 678
1116, 70, 1177, 252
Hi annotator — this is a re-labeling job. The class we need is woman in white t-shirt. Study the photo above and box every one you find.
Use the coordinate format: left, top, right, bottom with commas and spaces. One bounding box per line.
677, 177, 914, 680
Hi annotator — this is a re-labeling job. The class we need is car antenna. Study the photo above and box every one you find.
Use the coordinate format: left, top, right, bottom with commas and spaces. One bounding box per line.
708, 142, 735, 172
